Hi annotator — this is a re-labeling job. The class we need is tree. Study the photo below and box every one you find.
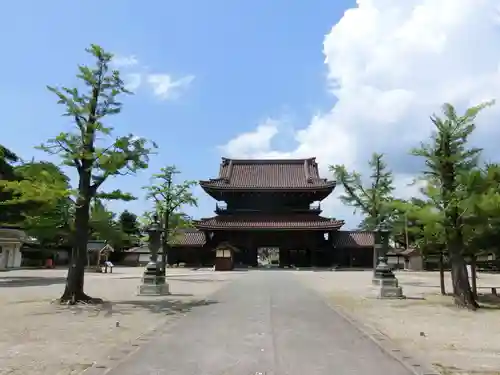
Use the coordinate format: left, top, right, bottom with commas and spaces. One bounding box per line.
118, 210, 140, 248
0, 145, 19, 179
391, 193, 447, 295
140, 210, 194, 248
15, 162, 73, 246
39, 44, 156, 304
143, 166, 197, 273
89, 200, 126, 247
412, 101, 494, 309
330, 153, 395, 230
0, 145, 23, 224
0, 157, 70, 227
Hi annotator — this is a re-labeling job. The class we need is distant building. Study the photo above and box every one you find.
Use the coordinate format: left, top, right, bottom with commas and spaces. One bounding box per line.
165, 158, 376, 270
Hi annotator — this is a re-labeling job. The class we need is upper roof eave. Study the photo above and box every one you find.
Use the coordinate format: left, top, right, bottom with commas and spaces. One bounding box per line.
199, 180, 337, 191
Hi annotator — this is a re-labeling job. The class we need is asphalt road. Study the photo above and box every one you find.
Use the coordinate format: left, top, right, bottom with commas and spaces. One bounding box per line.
108, 270, 413, 375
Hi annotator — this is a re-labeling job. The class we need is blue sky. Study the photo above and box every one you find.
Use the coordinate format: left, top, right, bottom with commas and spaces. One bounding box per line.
1, 0, 354, 223
4, 1, 499, 230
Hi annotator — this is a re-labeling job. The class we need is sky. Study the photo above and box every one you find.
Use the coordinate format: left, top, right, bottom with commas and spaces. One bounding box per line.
2, 0, 500, 229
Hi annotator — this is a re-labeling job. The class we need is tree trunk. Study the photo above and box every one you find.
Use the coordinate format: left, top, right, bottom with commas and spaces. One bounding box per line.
470, 255, 477, 299
161, 210, 171, 274
449, 252, 478, 310
161, 242, 168, 271
439, 251, 446, 295
59, 170, 102, 305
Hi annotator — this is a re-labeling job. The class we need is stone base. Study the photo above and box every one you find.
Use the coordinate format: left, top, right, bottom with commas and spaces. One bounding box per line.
373, 284, 405, 299
137, 282, 170, 296
372, 277, 399, 287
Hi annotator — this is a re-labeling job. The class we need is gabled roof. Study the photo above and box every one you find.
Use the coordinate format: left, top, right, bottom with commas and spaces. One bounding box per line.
169, 228, 206, 247
199, 157, 336, 191
333, 231, 374, 247
195, 214, 344, 231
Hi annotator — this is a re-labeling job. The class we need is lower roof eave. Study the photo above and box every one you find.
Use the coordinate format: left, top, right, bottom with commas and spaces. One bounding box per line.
194, 226, 343, 231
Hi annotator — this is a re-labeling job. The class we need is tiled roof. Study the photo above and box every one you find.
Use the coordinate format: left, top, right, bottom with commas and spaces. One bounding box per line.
195, 215, 344, 230
387, 247, 420, 256
199, 158, 336, 190
124, 246, 149, 253
169, 229, 206, 247
333, 231, 374, 247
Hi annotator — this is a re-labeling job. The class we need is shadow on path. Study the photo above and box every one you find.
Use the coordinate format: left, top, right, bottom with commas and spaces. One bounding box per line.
29, 296, 218, 318
0, 276, 66, 287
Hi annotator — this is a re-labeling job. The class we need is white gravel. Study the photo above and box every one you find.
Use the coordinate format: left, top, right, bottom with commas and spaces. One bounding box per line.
294, 270, 500, 375
0, 267, 241, 375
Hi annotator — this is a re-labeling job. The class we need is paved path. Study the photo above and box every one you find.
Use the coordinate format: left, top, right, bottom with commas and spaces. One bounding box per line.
108, 271, 413, 375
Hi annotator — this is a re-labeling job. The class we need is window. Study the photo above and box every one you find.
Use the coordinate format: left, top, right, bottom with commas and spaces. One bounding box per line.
216, 249, 231, 258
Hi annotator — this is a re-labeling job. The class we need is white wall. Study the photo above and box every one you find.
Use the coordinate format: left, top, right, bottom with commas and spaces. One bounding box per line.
0, 243, 23, 269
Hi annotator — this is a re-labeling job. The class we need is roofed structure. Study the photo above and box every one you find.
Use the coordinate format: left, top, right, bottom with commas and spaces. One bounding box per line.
332, 231, 374, 248
200, 158, 336, 197
169, 228, 206, 246
195, 214, 344, 231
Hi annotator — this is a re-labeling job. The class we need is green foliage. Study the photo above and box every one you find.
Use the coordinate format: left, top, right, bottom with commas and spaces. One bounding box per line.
411, 101, 495, 308
0, 145, 23, 223
390, 195, 445, 255
33, 44, 158, 301
141, 210, 193, 244
119, 210, 140, 235
118, 210, 141, 248
38, 44, 157, 203
0, 145, 19, 178
143, 165, 198, 227
89, 200, 126, 247
143, 166, 197, 261
459, 163, 500, 256
13, 162, 73, 246
0, 160, 72, 236
411, 101, 494, 247
0, 159, 69, 206
330, 153, 395, 230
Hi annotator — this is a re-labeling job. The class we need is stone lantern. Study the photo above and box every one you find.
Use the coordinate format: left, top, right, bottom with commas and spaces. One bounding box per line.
372, 221, 404, 299
137, 214, 170, 295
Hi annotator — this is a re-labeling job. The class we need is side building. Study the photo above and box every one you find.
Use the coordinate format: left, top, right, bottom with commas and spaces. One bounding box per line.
169, 158, 375, 269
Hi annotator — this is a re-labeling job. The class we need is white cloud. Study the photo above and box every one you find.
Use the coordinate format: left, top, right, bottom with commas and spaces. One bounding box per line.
124, 73, 142, 92
219, 0, 500, 228
112, 55, 139, 67
220, 119, 279, 158
111, 53, 195, 100
147, 74, 195, 100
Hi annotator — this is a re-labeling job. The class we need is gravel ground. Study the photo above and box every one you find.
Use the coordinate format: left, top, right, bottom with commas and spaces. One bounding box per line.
0, 267, 241, 375
294, 270, 500, 375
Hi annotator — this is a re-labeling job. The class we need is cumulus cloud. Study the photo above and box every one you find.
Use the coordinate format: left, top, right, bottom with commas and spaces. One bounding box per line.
147, 74, 195, 101
219, 0, 500, 228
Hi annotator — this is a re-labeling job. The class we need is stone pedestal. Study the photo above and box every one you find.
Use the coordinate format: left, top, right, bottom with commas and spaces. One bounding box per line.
138, 274, 170, 295
372, 277, 404, 299
138, 281, 170, 296
372, 256, 405, 299
137, 261, 170, 296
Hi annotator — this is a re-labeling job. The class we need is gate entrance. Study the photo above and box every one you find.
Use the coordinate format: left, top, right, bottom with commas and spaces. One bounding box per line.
257, 247, 279, 267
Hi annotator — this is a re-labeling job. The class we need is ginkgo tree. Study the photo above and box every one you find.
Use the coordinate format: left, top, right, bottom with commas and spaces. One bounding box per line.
412, 101, 494, 310
143, 166, 197, 273
40, 44, 157, 304
330, 153, 395, 230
